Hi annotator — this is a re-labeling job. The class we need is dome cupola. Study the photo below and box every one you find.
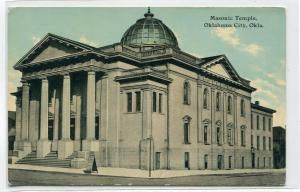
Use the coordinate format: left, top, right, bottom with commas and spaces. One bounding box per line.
121, 8, 179, 49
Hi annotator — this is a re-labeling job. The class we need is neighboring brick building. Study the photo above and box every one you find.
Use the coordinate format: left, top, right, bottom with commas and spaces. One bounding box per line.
12, 9, 276, 170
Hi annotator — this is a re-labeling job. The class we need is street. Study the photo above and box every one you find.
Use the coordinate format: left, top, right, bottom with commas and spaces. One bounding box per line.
8, 169, 285, 186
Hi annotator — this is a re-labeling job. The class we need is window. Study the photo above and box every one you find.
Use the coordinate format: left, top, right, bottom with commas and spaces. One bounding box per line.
269, 137, 271, 151
183, 116, 191, 144
184, 152, 190, 169
263, 117, 265, 130
127, 92, 132, 112
135, 91, 141, 112
217, 127, 221, 145
203, 88, 208, 109
268, 118, 271, 131
183, 81, 191, 105
204, 125, 208, 144
204, 154, 208, 169
152, 92, 157, 112
158, 93, 163, 113
217, 155, 223, 169
184, 122, 189, 144
241, 129, 245, 146
228, 156, 232, 169
216, 92, 221, 111
227, 96, 232, 114
251, 114, 253, 129
242, 157, 245, 168
256, 115, 260, 130
263, 136, 266, 150
257, 157, 260, 168
240, 99, 245, 116
257, 136, 260, 150
263, 157, 266, 168
251, 134, 253, 147
269, 157, 272, 168
228, 128, 233, 145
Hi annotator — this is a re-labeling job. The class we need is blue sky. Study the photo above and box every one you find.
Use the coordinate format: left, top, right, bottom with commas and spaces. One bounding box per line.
7, 7, 286, 126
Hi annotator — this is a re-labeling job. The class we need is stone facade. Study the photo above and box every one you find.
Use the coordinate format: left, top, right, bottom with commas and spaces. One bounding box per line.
12, 10, 276, 170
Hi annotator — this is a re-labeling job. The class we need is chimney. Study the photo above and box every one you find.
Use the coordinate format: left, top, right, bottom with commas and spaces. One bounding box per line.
255, 101, 260, 105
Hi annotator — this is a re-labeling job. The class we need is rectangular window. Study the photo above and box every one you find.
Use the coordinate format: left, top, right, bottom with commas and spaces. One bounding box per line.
217, 127, 221, 145
228, 156, 232, 169
135, 91, 141, 112
217, 155, 223, 170
263, 117, 265, 130
127, 92, 132, 112
158, 93, 162, 113
257, 115, 260, 130
184, 122, 189, 144
268, 118, 271, 131
257, 157, 260, 168
263, 157, 266, 168
263, 136, 266, 150
241, 130, 245, 146
204, 126, 208, 144
155, 152, 161, 169
269, 137, 271, 151
184, 152, 190, 169
269, 157, 272, 167
257, 136, 260, 150
228, 129, 233, 145
204, 154, 208, 169
242, 157, 245, 168
152, 92, 157, 112
251, 134, 253, 147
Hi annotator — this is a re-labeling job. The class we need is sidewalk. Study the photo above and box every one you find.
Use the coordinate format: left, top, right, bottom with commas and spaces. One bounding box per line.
8, 164, 285, 178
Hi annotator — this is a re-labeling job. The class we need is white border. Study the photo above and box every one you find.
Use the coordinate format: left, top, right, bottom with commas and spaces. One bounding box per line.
0, 0, 299, 191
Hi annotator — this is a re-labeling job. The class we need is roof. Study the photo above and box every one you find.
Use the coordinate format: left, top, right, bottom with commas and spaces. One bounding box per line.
251, 103, 276, 114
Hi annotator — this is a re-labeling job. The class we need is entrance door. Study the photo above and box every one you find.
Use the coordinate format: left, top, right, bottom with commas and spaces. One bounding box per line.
252, 153, 255, 168
184, 152, 190, 169
217, 155, 223, 169
155, 152, 161, 169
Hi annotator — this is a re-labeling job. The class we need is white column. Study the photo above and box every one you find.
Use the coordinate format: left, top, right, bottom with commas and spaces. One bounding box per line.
58, 73, 73, 159
86, 71, 95, 139
21, 81, 30, 140
40, 78, 49, 140
62, 74, 71, 139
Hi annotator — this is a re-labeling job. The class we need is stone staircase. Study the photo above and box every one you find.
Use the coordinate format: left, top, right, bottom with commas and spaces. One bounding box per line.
16, 151, 76, 168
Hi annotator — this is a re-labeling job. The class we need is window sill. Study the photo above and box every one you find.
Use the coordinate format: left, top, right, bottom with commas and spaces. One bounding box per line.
183, 142, 191, 145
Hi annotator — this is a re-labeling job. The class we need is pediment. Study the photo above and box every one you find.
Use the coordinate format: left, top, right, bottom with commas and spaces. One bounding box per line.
206, 63, 232, 79
14, 33, 94, 69
200, 55, 242, 82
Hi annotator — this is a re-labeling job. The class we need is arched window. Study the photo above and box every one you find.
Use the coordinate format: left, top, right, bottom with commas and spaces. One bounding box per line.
183, 81, 191, 105
240, 99, 245, 116
227, 96, 232, 114
203, 88, 209, 109
216, 92, 221, 111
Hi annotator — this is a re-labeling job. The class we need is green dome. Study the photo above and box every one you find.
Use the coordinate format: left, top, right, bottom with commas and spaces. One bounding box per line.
121, 8, 179, 48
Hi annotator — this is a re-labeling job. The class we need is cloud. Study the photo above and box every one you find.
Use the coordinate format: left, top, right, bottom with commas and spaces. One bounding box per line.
32, 35, 41, 45
79, 35, 98, 47
211, 27, 240, 46
267, 72, 286, 87
241, 43, 263, 56
211, 27, 263, 56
